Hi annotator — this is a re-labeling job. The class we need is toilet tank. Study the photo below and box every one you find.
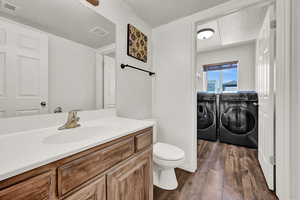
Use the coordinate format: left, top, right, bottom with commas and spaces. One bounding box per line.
144, 119, 158, 143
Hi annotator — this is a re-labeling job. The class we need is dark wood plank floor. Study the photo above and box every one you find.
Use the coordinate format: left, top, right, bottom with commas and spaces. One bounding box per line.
154, 140, 278, 200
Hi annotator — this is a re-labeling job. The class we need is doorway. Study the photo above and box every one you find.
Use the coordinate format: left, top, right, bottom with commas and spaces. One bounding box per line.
191, 0, 291, 199
195, 2, 276, 193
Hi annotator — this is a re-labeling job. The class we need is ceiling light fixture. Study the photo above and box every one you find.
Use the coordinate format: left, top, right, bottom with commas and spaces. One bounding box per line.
197, 28, 215, 40
86, 0, 99, 6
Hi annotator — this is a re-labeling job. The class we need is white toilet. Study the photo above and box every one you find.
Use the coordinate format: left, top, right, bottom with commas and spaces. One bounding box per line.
148, 120, 185, 190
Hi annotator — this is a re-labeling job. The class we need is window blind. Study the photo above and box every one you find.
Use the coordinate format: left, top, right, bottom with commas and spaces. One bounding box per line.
203, 61, 238, 72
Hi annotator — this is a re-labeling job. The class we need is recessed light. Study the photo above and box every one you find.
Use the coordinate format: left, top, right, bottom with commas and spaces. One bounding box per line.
197, 28, 215, 40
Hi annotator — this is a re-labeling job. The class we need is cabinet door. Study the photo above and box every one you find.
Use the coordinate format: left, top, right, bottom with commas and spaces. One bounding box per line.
107, 149, 153, 200
64, 176, 106, 200
0, 172, 52, 200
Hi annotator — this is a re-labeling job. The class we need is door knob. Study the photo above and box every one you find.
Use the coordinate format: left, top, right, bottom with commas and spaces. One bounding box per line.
40, 101, 47, 107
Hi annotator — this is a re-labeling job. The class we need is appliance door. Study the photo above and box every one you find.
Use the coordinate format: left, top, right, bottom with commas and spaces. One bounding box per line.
197, 103, 215, 130
221, 106, 256, 135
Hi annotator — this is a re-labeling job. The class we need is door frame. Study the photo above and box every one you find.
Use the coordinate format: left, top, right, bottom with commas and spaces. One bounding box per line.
191, 0, 291, 199
97, 43, 116, 55
96, 44, 116, 109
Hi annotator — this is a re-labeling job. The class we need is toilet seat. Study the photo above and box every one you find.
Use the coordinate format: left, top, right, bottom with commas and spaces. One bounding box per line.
153, 143, 185, 161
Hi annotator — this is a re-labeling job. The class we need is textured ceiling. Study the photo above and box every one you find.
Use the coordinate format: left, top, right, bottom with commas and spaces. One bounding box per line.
0, 0, 116, 48
197, 5, 267, 52
125, 0, 231, 27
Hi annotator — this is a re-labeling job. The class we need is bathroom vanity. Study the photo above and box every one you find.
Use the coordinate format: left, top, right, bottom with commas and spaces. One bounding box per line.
0, 0, 154, 199
0, 118, 154, 200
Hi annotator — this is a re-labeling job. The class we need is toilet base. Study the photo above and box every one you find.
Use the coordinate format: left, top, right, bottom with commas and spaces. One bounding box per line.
153, 164, 178, 190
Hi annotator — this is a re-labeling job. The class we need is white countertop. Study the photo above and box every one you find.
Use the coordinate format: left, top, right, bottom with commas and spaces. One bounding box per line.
0, 117, 154, 181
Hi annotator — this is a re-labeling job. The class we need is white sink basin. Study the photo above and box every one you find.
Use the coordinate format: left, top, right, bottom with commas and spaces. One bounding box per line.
43, 126, 115, 144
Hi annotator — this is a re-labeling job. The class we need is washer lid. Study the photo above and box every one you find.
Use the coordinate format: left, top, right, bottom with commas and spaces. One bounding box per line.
153, 143, 185, 161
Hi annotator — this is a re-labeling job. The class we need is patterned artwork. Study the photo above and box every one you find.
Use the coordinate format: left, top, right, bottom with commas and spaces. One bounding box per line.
127, 24, 148, 63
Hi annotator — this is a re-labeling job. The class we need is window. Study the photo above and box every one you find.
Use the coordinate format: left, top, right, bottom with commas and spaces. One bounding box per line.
204, 61, 238, 93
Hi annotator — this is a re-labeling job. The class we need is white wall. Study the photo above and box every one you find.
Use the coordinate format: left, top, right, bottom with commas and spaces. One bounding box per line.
197, 42, 256, 91
0, 0, 151, 136
152, 0, 264, 172
81, 0, 153, 119
153, 19, 196, 171
48, 34, 97, 113
291, 0, 300, 199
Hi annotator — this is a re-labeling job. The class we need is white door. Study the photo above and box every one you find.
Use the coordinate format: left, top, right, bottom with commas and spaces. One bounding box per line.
103, 55, 116, 109
0, 19, 48, 118
256, 5, 275, 190
96, 53, 103, 109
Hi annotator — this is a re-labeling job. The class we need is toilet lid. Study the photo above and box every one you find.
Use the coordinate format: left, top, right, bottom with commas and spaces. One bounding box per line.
153, 143, 185, 161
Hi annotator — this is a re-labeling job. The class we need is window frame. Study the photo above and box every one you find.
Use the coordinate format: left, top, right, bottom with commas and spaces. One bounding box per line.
203, 61, 239, 93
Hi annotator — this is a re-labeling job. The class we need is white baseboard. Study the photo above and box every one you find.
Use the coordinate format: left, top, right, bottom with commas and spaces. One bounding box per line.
178, 164, 197, 173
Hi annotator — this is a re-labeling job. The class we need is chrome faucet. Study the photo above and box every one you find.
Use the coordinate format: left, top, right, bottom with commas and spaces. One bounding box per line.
58, 110, 81, 130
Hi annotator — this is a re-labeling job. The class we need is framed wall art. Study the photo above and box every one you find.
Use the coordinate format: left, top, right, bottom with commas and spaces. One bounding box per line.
127, 24, 148, 63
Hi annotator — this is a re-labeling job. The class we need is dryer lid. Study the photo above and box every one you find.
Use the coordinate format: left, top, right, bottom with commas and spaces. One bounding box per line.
220, 91, 258, 102
153, 143, 185, 161
197, 92, 217, 101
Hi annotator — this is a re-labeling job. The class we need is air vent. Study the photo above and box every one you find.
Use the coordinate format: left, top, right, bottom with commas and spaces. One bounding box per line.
0, 0, 18, 15
89, 27, 109, 37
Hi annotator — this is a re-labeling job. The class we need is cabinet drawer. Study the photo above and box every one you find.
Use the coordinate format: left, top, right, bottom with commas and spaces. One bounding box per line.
135, 130, 153, 152
58, 137, 135, 196
0, 172, 52, 200
64, 176, 106, 200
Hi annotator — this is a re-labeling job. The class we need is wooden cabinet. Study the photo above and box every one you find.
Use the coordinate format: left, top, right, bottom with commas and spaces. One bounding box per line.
107, 149, 153, 200
63, 176, 106, 200
0, 128, 153, 200
135, 130, 153, 152
0, 172, 52, 200
58, 138, 135, 196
